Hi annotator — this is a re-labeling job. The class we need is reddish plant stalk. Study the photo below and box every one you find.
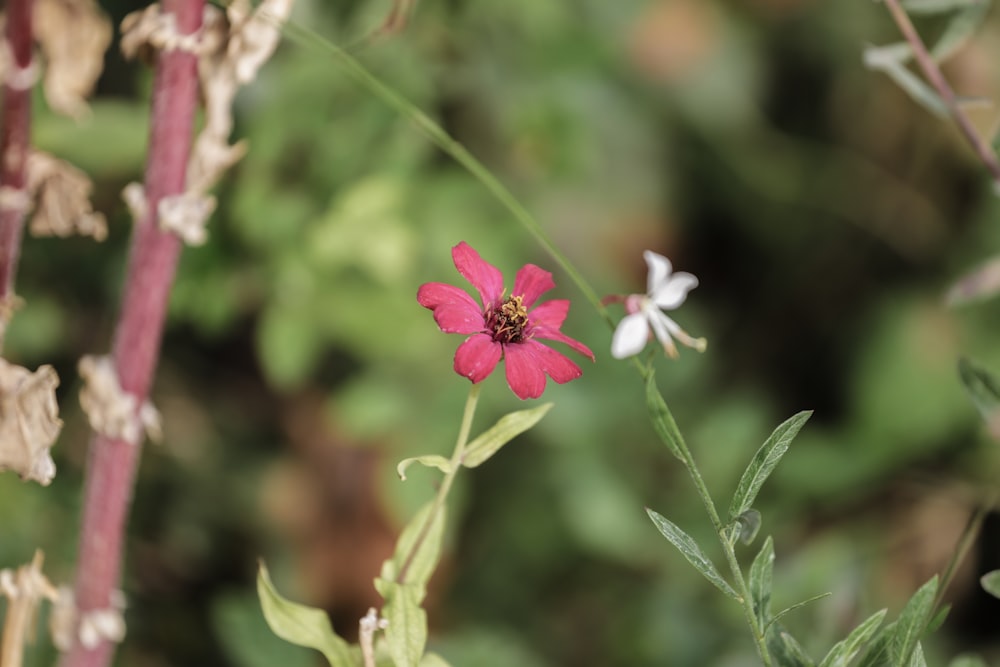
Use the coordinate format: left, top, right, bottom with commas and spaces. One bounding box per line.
0, 0, 34, 301
61, 0, 204, 665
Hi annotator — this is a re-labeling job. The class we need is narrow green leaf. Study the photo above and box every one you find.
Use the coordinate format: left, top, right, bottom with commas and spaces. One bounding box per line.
397, 455, 453, 481
979, 569, 1000, 599
380, 501, 447, 593
749, 536, 774, 625
256, 562, 356, 667
958, 358, 1000, 431
892, 576, 939, 666
926, 603, 950, 634
769, 592, 833, 631
818, 608, 887, 667
909, 641, 927, 667
767, 625, 813, 667
949, 653, 989, 667
462, 403, 553, 468
930, 1, 991, 61
780, 632, 815, 667
734, 509, 762, 545
728, 411, 812, 520
863, 46, 948, 117
645, 373, 685, 462
903, 0, 985, 14
378, 581, 427, 667
645, 508, 739, 600
856, 622, 895, 667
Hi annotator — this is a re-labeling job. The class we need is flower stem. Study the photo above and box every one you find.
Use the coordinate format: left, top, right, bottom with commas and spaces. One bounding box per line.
277, 21, 614, 330
882, 0, 1000, 187
0, 0, 34, 307
653, 389, 772, 666
396, 383, 480, 584
60, 1, 204, 665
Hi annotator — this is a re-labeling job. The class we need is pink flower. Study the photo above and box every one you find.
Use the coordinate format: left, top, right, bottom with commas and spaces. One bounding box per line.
417, 242, 595, 399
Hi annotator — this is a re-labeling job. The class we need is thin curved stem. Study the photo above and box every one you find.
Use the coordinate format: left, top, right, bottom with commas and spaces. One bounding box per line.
396, 383, 480, 584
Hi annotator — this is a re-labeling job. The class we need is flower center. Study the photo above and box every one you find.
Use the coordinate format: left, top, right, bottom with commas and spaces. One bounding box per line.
486, 294, 529, 344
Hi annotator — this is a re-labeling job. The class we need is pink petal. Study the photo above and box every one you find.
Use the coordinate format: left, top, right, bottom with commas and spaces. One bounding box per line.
525, 340, 583, 384
454, 333, 502, 383
417, 282, 484, 334
503, 344, 547, 399
452, 242, 504, 308
528, 299, 568, 329
531, 326, 595, 361
512, 264, 555, 308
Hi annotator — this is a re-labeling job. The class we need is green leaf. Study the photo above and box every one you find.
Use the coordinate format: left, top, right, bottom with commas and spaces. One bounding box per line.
930, 1, 992, 61
779, 632, 815, 667
645, 508, 739, 600
377, 581, 427, 667
892, 576, 939, 666
855, 622, 894, 667
728, 411, 812, 520
769, 592, 833, 630
396, 455, 453, 481
818, 608, 887, 667
767, 625, 814, 667
979, 569, 1000, 599
256, 562, 356, 667
958, 358, 1000, 429
380, 501, 447, 592
462, 403, 553, 468
949, 654, 989, 667
909, 642, 927, 667
863, 45, 948, 117
749, 536, 774, 625
733, 509, 762, 545
645, 373, 685, 462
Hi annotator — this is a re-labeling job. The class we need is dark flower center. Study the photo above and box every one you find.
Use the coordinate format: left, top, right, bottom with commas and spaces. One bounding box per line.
485, 295, 529, 344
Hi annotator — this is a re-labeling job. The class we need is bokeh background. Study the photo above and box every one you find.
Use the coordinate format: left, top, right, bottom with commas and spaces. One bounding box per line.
4, 0, 1000, 664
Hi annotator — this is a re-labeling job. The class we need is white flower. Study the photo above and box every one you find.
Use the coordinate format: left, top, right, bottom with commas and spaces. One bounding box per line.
611, 251, 706, 359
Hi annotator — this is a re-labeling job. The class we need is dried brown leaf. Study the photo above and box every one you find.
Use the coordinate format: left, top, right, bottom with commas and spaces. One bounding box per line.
26, 151, 107, 241
0, 360, 62, 486
33, 0, 112, 119
0, 551, 59, 667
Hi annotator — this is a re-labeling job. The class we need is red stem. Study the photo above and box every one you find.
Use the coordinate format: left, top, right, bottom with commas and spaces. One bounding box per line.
0, 0, 34, 300
883, 0, 1000, 187
60, 0, 204, 665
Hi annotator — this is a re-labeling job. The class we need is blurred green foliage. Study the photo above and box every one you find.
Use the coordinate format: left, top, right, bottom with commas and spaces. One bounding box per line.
5, 0, 1000, 665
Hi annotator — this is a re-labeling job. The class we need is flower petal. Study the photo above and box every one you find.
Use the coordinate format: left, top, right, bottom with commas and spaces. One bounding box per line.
513, 264, 555, 308
417, 282, 484, 334
644, 251, 673, 295
525, 340, 583, 384
454, 334, 502, 383
503, 344, 548, 399
527, 299, 568, 329
532, 326, 595, 361
611, 312, 651, 359
453, 242, 504, 308
645, 307, 679, 358
652, 272, 698, 310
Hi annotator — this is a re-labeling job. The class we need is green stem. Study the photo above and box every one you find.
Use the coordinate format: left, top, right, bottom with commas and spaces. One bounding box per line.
396, 383, 481, 584
277, 21, 613, 330
655, 396, 772, 666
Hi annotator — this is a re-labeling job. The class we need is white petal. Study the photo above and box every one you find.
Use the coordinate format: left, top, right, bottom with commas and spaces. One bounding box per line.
643, 251, 672, 296
646, 308, 679, 358
611, 312, 651, 359
652, 271, 698, 310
